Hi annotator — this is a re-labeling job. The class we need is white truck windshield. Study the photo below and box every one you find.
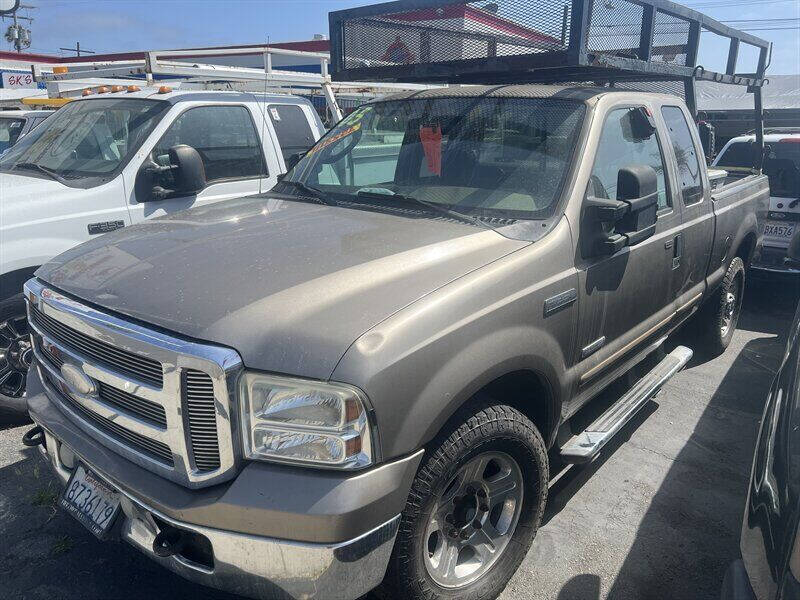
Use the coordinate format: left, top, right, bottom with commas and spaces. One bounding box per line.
0, 98, 169, 185
285, 96, 586, 220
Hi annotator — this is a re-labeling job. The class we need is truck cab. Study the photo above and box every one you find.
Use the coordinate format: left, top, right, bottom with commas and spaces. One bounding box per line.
0, 89, 324, 412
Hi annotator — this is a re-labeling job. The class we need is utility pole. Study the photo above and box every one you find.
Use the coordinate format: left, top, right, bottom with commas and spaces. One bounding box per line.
2, 2, 33, 53
59, 42, 94, 57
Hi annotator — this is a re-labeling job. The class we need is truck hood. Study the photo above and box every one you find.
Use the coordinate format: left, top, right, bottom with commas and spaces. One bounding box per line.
0, 172, 70, 212
36, 195, 528, 379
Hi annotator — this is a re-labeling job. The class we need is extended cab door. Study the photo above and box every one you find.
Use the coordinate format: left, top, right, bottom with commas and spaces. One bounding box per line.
127, 103, 277, 221
572, 102, 681, 399
265, 102, 322, 175
658, 104, 714, 315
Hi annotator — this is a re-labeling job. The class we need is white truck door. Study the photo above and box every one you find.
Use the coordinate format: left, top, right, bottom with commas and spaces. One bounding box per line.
127, 103, 271, 220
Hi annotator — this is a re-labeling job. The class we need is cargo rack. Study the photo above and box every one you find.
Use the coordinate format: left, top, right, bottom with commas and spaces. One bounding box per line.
329, 0, 772, 166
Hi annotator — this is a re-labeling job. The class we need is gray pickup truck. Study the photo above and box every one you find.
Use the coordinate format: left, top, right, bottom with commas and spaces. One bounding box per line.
22, 82, 766, 600
20, 0, 774, 597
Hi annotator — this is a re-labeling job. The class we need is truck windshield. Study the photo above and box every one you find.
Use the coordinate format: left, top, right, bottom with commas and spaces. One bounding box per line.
0, 117, 25, 152
0, 98, 169, 184
717, 140, 800, 198
283, 96, 586, 221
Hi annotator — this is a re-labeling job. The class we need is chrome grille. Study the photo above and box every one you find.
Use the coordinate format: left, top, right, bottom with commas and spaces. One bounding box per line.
42, 371, 174, 466
26, 279, 242, 489
97, 382, 168, 428
30, 304, 163, 388
185, 370, 221, 472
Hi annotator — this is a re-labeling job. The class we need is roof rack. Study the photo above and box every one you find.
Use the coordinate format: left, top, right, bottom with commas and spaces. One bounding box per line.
329, 0, 771, 167
31, 45, 440, 122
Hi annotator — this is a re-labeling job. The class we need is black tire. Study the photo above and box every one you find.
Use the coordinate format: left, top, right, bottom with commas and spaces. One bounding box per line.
380, 402, 548, 600
697, 256, 745, 356
0, 293, 32, 421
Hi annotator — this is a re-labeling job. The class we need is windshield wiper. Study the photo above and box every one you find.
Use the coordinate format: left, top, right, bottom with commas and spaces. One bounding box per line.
356, 190, 492, 230
279, 180, 338, 206
13, 162, 70, 185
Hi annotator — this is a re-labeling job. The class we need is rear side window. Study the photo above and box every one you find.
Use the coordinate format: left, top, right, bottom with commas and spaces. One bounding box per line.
267, 104, 316, 163
589, 107, 670, 210
661, 106, 703, 205
153, 105, 266, 183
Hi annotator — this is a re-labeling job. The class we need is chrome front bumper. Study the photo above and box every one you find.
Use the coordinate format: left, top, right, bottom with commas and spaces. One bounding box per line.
34, 422, 400, 600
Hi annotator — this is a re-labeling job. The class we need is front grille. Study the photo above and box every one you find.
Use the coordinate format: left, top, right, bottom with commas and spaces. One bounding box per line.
35, 335, 65, 369
97, 382, 168, 428
27, 278, 241, 487
42, 370, 174, 466
30, 305, 163, 388
184, 370, 221, 472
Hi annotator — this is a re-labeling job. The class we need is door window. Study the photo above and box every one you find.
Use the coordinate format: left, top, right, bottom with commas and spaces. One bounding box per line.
589, 107, 670, 210
267, 104, 316, 163
661, 106, 704, 205
152, 105, 266, 186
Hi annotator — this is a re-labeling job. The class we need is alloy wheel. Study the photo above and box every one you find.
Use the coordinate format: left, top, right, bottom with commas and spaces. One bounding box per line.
423, 451, 524, 588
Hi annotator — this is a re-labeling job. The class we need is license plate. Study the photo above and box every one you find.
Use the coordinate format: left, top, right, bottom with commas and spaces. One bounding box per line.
60, 464, 121, 539
763, 222, 795, 238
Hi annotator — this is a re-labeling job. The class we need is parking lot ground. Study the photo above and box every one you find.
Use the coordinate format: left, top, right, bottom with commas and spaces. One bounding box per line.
1, 276, 797, 600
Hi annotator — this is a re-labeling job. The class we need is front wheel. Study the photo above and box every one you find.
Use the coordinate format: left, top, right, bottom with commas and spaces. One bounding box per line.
381, 403, 548, 600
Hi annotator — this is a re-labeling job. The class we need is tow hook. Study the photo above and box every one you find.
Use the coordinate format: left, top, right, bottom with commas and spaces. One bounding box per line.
22, 426, 45, 448
153, 525, 187, 558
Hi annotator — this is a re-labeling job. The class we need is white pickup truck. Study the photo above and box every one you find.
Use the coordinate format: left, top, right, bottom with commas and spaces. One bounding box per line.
714, 129, 800, 272
0, 88, 325, 413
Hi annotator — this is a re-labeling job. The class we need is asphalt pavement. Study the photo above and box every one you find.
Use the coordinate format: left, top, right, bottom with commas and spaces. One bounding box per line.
1, 275, 797, 600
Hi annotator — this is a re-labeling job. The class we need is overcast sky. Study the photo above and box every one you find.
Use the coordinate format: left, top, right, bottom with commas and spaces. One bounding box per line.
8, 0, 800, 75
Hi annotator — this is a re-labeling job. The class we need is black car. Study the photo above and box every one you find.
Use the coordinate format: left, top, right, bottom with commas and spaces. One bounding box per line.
723, 235, 800, 599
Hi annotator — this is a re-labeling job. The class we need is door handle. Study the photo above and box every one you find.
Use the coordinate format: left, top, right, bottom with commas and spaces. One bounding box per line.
672, 233, 683, 269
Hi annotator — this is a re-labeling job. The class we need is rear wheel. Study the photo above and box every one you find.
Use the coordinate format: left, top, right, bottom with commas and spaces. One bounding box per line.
381, 403, 548, 600
0, 294, 32, 418
697, 257, 745, 355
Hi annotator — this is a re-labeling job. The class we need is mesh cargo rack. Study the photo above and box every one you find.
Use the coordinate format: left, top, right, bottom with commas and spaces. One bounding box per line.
329, 0, 772, 164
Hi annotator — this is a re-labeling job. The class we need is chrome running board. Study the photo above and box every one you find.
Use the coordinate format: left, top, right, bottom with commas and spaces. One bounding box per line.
561, 346, 693, 463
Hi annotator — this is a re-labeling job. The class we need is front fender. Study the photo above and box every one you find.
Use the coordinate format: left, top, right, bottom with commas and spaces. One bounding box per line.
332, 222, 577, 460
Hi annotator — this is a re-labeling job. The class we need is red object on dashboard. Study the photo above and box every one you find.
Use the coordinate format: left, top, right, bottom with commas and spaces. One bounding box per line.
419, 125, 442, 176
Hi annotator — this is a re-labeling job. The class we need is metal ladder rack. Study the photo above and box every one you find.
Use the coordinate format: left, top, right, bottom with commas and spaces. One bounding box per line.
328, 0, 771, 167
32, 45, 441, 122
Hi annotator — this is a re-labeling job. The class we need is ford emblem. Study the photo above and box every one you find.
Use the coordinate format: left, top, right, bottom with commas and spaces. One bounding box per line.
60, 363, 96, 396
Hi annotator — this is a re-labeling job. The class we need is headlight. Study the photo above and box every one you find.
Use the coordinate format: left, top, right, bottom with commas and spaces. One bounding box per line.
239, 372, 375, 469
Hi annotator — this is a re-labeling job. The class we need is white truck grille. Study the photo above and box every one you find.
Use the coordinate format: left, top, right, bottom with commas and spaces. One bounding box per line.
25, 278, 242, 488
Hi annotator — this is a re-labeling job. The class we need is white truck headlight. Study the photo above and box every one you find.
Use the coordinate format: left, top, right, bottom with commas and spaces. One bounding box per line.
239, 373, 375, 469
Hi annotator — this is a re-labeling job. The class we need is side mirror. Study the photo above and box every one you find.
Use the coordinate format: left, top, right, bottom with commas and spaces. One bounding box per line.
787, 231, 800, 268
169, 144, 206, 194
584, 165, 659, 256
135, 144, 206, 201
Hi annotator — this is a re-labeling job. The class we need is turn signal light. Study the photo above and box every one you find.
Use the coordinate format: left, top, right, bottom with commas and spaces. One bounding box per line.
157, 86, 172, 94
